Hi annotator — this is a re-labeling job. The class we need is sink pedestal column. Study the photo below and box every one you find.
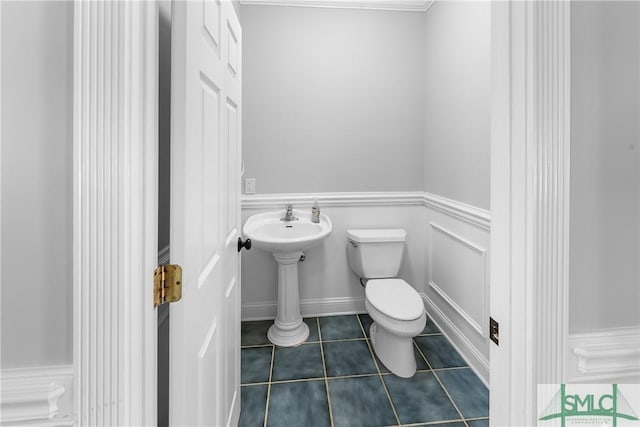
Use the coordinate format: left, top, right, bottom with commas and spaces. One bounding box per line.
267, 251, 309, 347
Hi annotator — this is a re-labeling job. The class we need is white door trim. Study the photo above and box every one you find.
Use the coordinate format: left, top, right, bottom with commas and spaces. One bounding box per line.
490, 1, 570, 425
73, 1, 158, 425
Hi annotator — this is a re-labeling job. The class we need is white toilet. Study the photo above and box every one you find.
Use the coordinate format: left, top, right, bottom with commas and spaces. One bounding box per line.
347, 229, 426, 378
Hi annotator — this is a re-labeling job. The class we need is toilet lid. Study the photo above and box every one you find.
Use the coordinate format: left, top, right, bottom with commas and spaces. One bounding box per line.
365, 279, 424, 321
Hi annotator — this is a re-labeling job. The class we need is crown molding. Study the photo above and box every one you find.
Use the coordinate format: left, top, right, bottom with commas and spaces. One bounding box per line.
239, 0, 435, 12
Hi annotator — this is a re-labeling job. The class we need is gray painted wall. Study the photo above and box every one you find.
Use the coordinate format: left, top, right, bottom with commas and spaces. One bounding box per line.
570, 1, 640, 333
1, 1, 74, 368
232, 0, 242, 21
242, 5, 425, 194
423, 1, 491, 209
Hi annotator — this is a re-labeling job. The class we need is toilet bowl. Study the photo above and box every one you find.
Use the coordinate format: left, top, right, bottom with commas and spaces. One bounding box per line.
365, 279, 426, 377
346, 229, 427, 378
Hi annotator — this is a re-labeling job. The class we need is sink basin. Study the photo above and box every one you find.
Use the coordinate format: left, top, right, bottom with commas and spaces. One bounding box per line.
242, 208, 332, 346
243, 210, 332, 253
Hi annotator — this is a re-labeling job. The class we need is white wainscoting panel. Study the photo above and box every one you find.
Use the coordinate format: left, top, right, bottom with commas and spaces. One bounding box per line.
428, 223, 488, 336
422, 192, 491, 384
240, 192, 427, 320
0, 366, 74, 426
566, 327, 640, 383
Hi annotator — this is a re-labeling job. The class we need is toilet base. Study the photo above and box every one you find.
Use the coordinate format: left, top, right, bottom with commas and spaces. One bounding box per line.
370, 322, 417, 378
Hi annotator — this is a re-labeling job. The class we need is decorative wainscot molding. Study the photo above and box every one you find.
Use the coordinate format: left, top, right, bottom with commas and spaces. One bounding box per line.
0, 366, 74, 426
421, 192, 491, 385
567, 327, 640, 383
427, 223, 489, 338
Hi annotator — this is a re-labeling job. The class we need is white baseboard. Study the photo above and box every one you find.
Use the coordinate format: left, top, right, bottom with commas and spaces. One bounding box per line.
567, 327, 640, 383
242, 296, 365, 321
0, 365, 74, 426
421, 293, 489, 386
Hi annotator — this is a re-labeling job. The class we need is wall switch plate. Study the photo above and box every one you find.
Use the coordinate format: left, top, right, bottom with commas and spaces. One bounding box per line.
245, 178, 256, 194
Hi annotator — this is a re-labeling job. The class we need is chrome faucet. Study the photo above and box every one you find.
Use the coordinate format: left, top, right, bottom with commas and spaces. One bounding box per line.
280, 204, 298, 221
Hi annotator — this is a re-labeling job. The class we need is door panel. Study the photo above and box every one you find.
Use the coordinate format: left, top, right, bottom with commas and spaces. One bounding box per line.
170, 1, 241, 425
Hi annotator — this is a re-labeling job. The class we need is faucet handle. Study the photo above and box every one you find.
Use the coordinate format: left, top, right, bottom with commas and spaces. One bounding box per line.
280, 204, 297, 221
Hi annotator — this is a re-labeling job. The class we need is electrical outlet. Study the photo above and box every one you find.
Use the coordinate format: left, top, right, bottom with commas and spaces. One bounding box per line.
245, 178, 256, 195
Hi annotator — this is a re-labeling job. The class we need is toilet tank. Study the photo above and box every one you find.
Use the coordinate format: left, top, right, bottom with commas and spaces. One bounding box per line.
346, 229, 406, 279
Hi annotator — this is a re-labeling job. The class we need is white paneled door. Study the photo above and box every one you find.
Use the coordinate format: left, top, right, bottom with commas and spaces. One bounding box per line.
170, 1, 242, 425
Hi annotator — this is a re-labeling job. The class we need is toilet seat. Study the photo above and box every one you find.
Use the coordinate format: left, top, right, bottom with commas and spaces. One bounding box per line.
366, 299, 426, 338
365, 279, 424, 321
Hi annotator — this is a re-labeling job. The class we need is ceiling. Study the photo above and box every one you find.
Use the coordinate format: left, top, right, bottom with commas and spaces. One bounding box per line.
238, 0, 435, 12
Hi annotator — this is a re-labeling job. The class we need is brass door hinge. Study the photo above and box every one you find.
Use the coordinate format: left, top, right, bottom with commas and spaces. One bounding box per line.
154, 264, 182, 307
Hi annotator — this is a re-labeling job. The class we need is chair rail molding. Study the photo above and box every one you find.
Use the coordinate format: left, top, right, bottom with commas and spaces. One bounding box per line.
423, 193, 490, 231
567, 328, 640, 383
73, 2, 158, 425
0, 365, 74, 426
241, 192, 491, 224
242, 191, 425, 209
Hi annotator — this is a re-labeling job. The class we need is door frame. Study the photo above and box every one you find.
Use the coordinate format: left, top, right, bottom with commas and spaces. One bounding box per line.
72, 1, 158, 424
71, 0, 572, 425
489, 0, 571, 425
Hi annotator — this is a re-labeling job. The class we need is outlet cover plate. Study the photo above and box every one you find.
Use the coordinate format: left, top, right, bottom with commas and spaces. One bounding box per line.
245, 178, 256, 194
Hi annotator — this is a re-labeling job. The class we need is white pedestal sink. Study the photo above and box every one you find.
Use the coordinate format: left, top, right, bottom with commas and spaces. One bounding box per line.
243, 209, 332, 346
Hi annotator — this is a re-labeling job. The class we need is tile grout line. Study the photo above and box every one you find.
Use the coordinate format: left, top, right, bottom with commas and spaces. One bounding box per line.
464, 416, 490, 423
262, 345, 275, 427
412, 339, 431, 370
413, 341, 470, 427
241, 366, 470, 387
356, 314, 403, 427
317, 317, 335, 427
432, 369, 471, 427
244, 369, 470, 387
242, 318, 485, 427
402, 419, 467, 427
241, 336, 370, 349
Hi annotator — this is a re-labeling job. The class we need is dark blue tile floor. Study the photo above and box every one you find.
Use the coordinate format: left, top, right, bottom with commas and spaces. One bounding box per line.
239, 314, 489, 427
